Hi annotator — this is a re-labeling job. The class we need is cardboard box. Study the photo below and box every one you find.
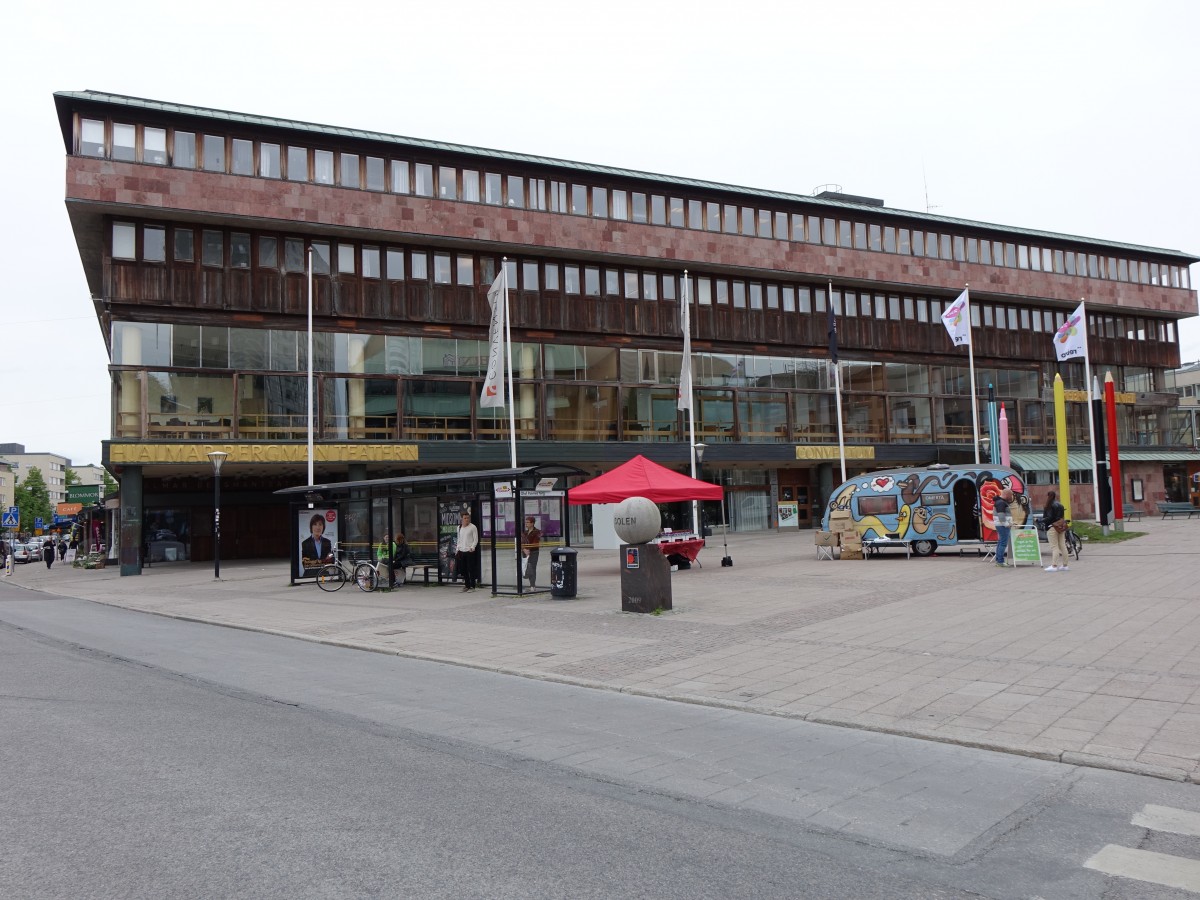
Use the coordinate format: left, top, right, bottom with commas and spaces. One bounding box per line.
840, 549, 865, 560
829, 511, 852, 527
814, 531, 839, 547
840, 536, 863, 550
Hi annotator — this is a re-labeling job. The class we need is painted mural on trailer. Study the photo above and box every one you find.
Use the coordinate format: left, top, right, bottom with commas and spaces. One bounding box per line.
821, 464, 1028, 555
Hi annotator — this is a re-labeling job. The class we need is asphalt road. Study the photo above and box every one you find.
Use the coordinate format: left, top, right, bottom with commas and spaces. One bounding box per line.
2, 591, 1198, 899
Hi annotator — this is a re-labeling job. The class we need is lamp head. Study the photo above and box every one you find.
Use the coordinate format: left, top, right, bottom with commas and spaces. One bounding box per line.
207, 450, 228, 475
694, 442, 707, 462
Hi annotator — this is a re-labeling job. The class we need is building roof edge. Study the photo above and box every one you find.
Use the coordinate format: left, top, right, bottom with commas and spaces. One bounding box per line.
53, 90, 1200, 263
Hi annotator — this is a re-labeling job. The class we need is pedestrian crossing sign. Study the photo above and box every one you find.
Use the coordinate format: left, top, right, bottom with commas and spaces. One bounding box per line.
1, 507, 17, 528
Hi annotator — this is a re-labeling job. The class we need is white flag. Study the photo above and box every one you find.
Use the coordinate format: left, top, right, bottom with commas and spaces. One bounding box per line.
940, 289, 971, 347
1054, 299, 1088, 362
480, 272, 506, 408
677, 282, 693, 411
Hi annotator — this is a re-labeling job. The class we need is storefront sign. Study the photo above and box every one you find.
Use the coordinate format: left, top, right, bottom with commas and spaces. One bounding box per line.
56, 502, 83, 516
1062, 390, 1134, 404
795, 446, 876, 460
108, 443, 420, 465
66, 485, 102, 503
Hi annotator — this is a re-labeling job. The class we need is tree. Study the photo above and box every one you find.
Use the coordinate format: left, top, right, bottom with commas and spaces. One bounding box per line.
102, 470, 117, 497
14, 467, 53, 535
65, 468, 80, 486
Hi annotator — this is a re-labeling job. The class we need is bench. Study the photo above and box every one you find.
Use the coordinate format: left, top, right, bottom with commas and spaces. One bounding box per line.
1122, 506, 1144, 522
1156, 501, 1199, 520
403, 553, 442, 585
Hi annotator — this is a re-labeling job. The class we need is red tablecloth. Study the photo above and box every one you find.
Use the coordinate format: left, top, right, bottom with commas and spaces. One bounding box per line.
655, 538, 705, 563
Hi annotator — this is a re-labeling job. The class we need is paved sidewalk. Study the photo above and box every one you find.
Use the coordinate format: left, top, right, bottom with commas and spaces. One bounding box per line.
4, 517, 1199, 783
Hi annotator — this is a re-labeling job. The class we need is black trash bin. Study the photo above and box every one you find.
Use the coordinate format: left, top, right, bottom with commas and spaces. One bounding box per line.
550, 547, 577, 599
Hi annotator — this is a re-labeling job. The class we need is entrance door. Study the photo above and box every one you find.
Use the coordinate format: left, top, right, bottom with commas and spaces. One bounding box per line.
777, 469, 812, 528
1164, 465, 1188, 503
952, 480, 980, 541
190, 502, 291, 562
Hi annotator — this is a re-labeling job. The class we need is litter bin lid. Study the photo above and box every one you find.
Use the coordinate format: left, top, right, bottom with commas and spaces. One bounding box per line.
550, 546, 577, 556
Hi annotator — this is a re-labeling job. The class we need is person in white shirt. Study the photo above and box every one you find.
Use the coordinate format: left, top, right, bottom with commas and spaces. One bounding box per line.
455, 510, 479, 592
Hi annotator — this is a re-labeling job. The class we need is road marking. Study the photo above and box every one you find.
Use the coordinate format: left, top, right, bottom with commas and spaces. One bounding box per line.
1133, 804, 1200, 838
1085, 845, 1200, 893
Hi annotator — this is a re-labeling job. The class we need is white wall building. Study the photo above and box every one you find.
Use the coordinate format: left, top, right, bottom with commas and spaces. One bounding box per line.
0, 445, 73, 507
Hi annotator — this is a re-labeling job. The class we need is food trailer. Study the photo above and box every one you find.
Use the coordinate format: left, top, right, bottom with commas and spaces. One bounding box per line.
820, 463, 1028, 556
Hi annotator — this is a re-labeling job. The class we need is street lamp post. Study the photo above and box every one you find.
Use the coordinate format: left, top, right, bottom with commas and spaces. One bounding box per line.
693, 443, 707, 535
207, 451, 228, 579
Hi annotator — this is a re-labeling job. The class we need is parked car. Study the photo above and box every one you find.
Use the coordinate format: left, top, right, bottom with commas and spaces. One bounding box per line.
11, 543, 37, 563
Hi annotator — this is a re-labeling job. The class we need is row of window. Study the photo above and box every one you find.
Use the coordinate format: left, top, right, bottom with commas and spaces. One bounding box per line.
114, 367, 1187, 451
110, 322, 1157, 394
81, 117, 1194, 291
111, 222, 1180, 345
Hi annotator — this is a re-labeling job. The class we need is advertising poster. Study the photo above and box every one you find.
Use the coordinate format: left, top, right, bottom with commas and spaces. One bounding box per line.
521, 491, 563, 540
299, 509, 338, 577
777, 501, 799, 528
438, 502, 464, 580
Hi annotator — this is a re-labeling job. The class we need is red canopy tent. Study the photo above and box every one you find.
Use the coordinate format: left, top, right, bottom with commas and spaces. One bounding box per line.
568, 455, 723, 505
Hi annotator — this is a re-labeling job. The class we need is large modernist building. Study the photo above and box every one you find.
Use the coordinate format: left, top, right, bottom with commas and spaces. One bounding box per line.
55, 91, 1199, 571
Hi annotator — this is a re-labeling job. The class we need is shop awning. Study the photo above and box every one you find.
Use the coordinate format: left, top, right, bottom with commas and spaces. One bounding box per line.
1010, 451, 1092, 471
1011, 449, 1200, 471
1115, 450, 1200, 462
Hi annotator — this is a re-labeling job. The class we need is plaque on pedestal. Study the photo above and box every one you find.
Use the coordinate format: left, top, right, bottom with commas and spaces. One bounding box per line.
620, 543, 672, 613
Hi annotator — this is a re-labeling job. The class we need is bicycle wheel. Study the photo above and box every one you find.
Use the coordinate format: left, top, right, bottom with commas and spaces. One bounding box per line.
317, 563, 346, 592
1067, 531, 1082, 561
354, 563, 379, 592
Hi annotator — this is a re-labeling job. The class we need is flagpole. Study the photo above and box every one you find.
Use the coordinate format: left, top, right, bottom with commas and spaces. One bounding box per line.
502, 260, 517, 468
966, 286, 980, 464
683, 270, 700, 536
306, 244, 315, 490
830, 281, 847, 485
1080, 299, 1100, 521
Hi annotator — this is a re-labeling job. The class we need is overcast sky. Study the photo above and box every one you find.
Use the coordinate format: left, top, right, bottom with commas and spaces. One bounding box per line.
3, 0, 1197, 467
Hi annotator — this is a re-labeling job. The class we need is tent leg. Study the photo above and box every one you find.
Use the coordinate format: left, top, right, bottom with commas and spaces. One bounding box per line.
720, 493, 733, 567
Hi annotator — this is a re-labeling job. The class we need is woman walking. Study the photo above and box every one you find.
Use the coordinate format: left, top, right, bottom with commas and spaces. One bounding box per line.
1043, 491, 1069, 572
43, 539, 55, 570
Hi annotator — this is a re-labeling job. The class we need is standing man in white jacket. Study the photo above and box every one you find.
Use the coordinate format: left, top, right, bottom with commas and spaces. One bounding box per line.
455, 510, 479, 592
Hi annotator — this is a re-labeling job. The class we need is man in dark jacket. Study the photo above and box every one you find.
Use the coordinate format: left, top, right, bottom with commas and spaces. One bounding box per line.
993, 488, 1013, 567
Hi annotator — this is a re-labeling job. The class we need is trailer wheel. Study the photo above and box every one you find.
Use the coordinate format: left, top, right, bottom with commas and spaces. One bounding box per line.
911, 539, 937, 557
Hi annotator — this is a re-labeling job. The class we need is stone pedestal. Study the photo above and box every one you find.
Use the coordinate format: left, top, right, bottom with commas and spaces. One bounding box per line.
620, 543, 672, 613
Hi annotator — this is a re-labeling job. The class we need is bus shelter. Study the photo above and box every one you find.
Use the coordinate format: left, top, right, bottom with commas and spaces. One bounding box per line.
276, 464, 582, 595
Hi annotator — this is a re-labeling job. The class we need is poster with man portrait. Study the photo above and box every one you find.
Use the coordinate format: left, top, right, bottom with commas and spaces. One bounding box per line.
299, 508, 338, 577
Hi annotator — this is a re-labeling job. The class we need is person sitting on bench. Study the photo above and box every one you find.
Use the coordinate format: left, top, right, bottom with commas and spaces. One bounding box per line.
389, 532, 414, 587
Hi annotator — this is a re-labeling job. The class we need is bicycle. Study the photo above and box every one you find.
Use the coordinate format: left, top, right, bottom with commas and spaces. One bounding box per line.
315, 545, 370, 592
352, 555, 398, 592
1064, 521, 1082, 561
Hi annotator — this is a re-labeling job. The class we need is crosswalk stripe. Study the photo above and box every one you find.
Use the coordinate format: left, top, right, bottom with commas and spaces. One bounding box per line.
1133, 804, 1200, 838
1085, 845, 1200, 893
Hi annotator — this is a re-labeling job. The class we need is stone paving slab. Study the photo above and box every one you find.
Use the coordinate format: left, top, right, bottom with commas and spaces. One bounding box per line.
4, 514, 1199, 782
